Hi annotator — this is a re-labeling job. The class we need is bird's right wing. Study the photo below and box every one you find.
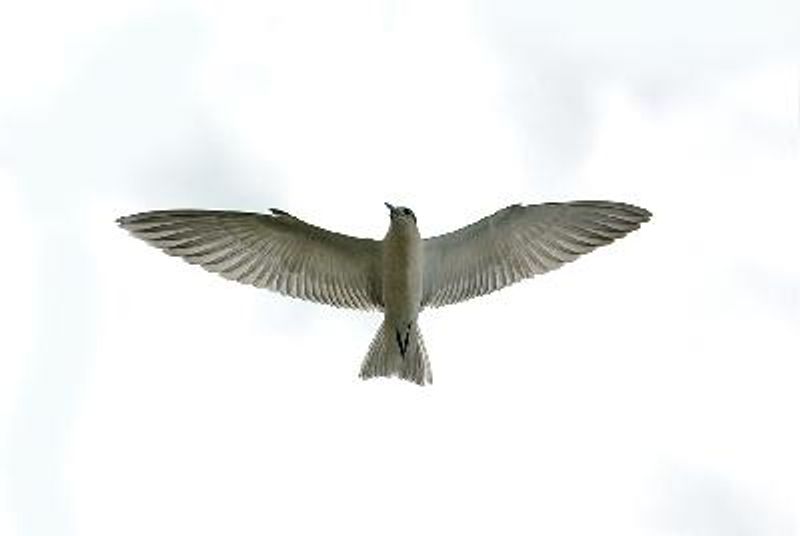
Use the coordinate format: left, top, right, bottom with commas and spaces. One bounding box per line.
118, 209, 384, 310
422, 201, 651, 308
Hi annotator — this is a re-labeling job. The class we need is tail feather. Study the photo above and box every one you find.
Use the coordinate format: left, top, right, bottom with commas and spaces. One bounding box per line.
359, 321, 432, 385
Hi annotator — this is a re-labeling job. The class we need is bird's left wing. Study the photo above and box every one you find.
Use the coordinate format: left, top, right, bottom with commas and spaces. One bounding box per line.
422, 201, 651, 308
118, 209, 383, 310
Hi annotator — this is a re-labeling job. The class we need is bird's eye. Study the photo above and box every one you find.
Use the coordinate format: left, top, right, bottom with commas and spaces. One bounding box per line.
403, 208, 412, 216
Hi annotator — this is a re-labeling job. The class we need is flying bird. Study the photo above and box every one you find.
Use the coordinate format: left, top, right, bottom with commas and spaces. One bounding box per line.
117, 201, 650, 385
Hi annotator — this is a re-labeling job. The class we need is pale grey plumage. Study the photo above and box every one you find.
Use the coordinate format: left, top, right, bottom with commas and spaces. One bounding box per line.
117, 209, 383, 310
118, 200, 651, 385
422, 201, 651, 307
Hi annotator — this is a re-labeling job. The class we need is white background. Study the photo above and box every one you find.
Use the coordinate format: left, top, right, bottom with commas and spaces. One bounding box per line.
1, 1, 798, 535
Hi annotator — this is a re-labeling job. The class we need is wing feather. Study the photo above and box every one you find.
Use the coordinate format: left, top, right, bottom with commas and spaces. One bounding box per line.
422, 201, 650, 307
118, 209, 383, 310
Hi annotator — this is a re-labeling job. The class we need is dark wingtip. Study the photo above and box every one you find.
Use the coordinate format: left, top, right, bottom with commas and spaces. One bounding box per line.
635, 205, 653, 222
269, 208, 290, 217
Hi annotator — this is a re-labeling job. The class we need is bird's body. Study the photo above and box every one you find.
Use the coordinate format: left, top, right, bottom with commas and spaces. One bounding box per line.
383, 207, 423, 342
118, 200, 651, 385
363, 205, 430, 383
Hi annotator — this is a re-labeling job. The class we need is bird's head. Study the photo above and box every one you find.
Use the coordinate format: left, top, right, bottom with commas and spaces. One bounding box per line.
385, 202, 417, 226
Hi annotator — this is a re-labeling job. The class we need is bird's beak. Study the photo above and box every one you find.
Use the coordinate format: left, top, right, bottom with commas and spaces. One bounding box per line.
384, 202, 395, 212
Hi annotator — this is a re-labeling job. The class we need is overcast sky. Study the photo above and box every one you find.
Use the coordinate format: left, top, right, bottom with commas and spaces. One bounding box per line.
1, 1, 798, 535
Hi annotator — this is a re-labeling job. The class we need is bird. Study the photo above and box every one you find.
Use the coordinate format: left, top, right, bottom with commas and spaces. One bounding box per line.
117, 200, 650, 385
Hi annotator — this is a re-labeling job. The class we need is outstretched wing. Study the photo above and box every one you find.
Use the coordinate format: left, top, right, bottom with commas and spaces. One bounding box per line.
118, 209, 383, 310
422, 201, 651, 308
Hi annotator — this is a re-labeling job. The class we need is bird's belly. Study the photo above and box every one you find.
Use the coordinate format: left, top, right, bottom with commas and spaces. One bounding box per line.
382, 240, 422, 320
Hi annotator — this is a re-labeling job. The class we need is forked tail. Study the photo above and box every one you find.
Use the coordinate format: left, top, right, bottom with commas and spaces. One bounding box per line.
359, 320, 432, 385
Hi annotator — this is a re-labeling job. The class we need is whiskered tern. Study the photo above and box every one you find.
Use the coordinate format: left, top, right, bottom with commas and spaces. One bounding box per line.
118, 201, 650, 385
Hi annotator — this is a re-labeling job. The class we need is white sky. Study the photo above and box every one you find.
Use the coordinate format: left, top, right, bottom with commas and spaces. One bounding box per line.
1, 1, 798, 535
